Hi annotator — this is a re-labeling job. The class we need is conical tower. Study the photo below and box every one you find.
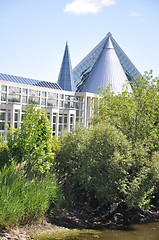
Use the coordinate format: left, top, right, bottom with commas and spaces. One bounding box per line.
81, 37, 132, 94
74, 32, 142, 92
57, 42, 74, 91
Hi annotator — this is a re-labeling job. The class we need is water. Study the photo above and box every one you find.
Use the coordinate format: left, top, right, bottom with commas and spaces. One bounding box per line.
36, 222, 159, 240
76, 223, 159, 240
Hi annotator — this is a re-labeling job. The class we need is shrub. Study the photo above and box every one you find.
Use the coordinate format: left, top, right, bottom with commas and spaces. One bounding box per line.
55, 124, 132, 206
0, 140, 9, 169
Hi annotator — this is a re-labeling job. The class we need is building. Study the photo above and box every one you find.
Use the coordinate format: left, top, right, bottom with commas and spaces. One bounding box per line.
0, 33, 142, 138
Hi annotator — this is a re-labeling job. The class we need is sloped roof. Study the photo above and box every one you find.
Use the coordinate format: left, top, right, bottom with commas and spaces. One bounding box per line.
81, 37, 132, 94
0, 73, 62, 90
73, 32, 142, 92
57, 42, 75, 91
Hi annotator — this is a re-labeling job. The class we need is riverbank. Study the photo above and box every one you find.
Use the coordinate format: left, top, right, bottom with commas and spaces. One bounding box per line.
1, 204, 159, 240
50, 203, 159, 229
0, 220, 68, 240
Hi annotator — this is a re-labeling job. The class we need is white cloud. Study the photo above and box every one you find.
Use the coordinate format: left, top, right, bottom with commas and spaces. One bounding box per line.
64, 0, 116, 15
131, 11, 141, 17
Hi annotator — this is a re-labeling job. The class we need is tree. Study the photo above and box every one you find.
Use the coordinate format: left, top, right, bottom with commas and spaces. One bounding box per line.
92, 71, 159, 153
90, 71, 159, 209
8, 105, 54, 178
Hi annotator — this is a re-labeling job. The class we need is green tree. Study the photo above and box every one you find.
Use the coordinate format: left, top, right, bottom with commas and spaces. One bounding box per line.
90, 71, 159, 209
92, 71, 159, 152
7, 105, 54, 178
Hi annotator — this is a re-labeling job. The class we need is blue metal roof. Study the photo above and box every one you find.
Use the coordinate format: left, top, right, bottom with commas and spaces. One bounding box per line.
57, 42, 75, 91
0, 73, 62, 90
81, 37, 132, 94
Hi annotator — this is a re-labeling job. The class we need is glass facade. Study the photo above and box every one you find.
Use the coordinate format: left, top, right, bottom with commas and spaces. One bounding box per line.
0, 81, 93, 138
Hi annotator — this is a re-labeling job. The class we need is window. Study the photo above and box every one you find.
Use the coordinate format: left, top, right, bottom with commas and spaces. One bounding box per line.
22, 96, 27, 104
42, 91, 47, 97
58, 114, 63, 133
70, 114, 74, 129
47, 99, 58, 107
0, 111, 5, 121
59, 94, 64, 99
8, 86, 21, 103
0, 109, 6, 133
1, 93, 6, 102
59, 100, 63, 108
22, 88, 28, 95
29, 89, 40, 97
53, 113, 56, 135
1, 85, 7, 92
47, 93, 58, 107
48, 92, 58, 99
41, 98, 46, 106
29, 97, 40, 105
64, 114, 67, 129
21, 111, 25, 122
8, 110, 11, 127
0, 122, 5, 131
8, 95, 21, 103
9, 86, 21, 94
14, 110, 19, 128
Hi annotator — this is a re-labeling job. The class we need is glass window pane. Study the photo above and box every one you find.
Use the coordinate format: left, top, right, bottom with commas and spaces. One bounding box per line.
0, 112, 5, 121
1, 93, 6, 101
22, 88, 28, 95
22, 96, 27, 104
41, 98, 46, 106
42, 91, 47, 97
8, 95, 21, 103
0, 122, 5, 130
1, 85, 7, 92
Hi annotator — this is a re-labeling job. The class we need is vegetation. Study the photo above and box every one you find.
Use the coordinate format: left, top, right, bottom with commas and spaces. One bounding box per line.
0, 162, 60, 227
0, 106, 62, 228
55, 124, 132, 206
0, 71, 159, 229
55, 71, 159, 210
35, 229, 99, 240
7, 105, 54, 178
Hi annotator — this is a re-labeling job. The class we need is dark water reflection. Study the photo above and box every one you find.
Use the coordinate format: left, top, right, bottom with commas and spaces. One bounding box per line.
73, 223, 159, 240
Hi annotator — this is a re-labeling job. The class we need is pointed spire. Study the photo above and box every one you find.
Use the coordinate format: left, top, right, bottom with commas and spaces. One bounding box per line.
81, 36, 132, 94
57, 42, 74, 91
104, 36, 114, 49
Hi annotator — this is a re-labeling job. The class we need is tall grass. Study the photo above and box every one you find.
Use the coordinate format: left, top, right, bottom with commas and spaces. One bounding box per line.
0, 162, 62, 228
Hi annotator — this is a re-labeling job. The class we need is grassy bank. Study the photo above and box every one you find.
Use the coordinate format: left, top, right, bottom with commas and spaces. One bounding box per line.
0, 162, 62, 228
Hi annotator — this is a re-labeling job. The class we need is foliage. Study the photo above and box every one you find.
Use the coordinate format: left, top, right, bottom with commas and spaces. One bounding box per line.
55, 71, 159, 210
55, 124, 132, 206
7, 105, 54, 178
89, 71, 159, 209
0, 162, 62, 227
0, 139, 9, 169
92, 71, 159, 153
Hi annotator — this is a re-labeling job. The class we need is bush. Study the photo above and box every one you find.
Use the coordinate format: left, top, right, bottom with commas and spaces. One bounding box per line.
0, 140, 9, 169
55, 124, 132, 206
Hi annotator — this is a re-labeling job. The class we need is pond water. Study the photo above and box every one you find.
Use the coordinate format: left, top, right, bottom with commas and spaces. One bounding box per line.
37, 222, 159, 240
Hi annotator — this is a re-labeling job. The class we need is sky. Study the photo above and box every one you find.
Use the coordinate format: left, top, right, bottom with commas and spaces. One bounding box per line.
0, 0, 159, 83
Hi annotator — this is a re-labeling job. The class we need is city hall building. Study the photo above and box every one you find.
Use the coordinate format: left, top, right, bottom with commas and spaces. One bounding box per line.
0, 33, 142, 138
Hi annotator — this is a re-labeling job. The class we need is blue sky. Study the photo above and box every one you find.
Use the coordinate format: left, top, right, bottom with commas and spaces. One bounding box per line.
0, 0, 158, 83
